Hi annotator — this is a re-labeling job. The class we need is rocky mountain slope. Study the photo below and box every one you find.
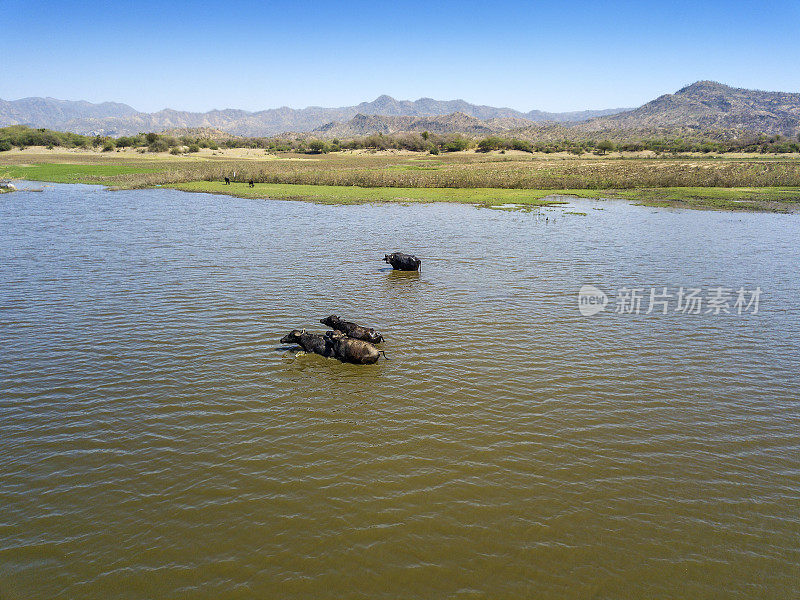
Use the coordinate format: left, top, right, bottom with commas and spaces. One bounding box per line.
313, 112, 534, 136
580, 81, 800, 137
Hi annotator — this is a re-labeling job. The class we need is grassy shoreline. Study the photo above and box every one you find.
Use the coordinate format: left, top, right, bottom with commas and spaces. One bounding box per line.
170, 181, 578, 206
170, 181, 800, 212
3, 149, 800, 212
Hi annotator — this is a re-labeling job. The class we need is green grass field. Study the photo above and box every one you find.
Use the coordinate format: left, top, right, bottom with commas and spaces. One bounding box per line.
171, 181, 578, 206
0, 163, 158, 183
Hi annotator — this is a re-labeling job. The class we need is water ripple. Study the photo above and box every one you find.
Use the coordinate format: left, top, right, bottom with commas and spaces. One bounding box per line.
0, 184, 799, 599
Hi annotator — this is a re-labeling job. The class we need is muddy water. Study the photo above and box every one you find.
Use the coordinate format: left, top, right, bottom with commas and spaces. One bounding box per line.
1, 184, 799, 599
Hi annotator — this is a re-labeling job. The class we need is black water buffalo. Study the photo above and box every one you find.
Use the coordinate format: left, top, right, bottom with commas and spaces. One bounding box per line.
325, 331, 386, 364
280, 330, 333, 358
383, 252, 421, 271
280, 330, 385, 364
320, 315, 384, 344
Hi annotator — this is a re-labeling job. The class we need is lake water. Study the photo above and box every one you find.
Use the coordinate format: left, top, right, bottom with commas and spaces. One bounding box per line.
1, 183, 799, 599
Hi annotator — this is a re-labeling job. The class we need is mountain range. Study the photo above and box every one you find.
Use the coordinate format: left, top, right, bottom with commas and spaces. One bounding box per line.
1, 82, 798, 139
0, 94, 628, 137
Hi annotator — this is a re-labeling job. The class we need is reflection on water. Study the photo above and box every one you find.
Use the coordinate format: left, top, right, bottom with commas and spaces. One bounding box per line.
1, 184, 799, 599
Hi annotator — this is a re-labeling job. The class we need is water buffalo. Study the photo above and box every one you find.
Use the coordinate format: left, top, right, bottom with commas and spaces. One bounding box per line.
280, 330, 333, 358
320, 315, 384, 344
280, 330, 386, 364
383, 252, 421, 271
325, 331, 386, 364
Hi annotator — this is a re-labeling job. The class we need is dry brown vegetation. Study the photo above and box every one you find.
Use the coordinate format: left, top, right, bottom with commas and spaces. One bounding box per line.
3, 148, 800, 211
5, 148, 800, 190
109, 152, 800, 191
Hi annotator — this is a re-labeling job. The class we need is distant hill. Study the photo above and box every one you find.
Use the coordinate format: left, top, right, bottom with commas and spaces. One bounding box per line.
0, 94, 629, 137
579, 81, 800, 137
159, 127, 242, 140
0, 97, 137, 128
337, 95, 627, 123
314, 112, 534, 137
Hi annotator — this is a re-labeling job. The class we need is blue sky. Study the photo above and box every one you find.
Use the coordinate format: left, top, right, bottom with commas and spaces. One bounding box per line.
2, 0, 799, 113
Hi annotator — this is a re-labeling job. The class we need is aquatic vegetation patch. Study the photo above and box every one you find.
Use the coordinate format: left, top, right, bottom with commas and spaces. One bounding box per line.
606, 187, 800, 212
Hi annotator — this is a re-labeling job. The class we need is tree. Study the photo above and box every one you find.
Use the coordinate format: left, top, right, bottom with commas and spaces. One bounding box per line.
307, 140, 327, 154
596, 140, 615, 155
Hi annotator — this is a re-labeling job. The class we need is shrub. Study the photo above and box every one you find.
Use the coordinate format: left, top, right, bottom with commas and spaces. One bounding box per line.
510, 139, 533, 153
102, 141, 116, 152
148, 139, 169, 152
307, 140, 328, 154
477, 136, 503, 152
363, 134, 389, 150
443, 136, 471, 152
188, 144, 200, 153
773, 143, 792, 154
0, 140, 11, 152
169, 147, 183, 155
